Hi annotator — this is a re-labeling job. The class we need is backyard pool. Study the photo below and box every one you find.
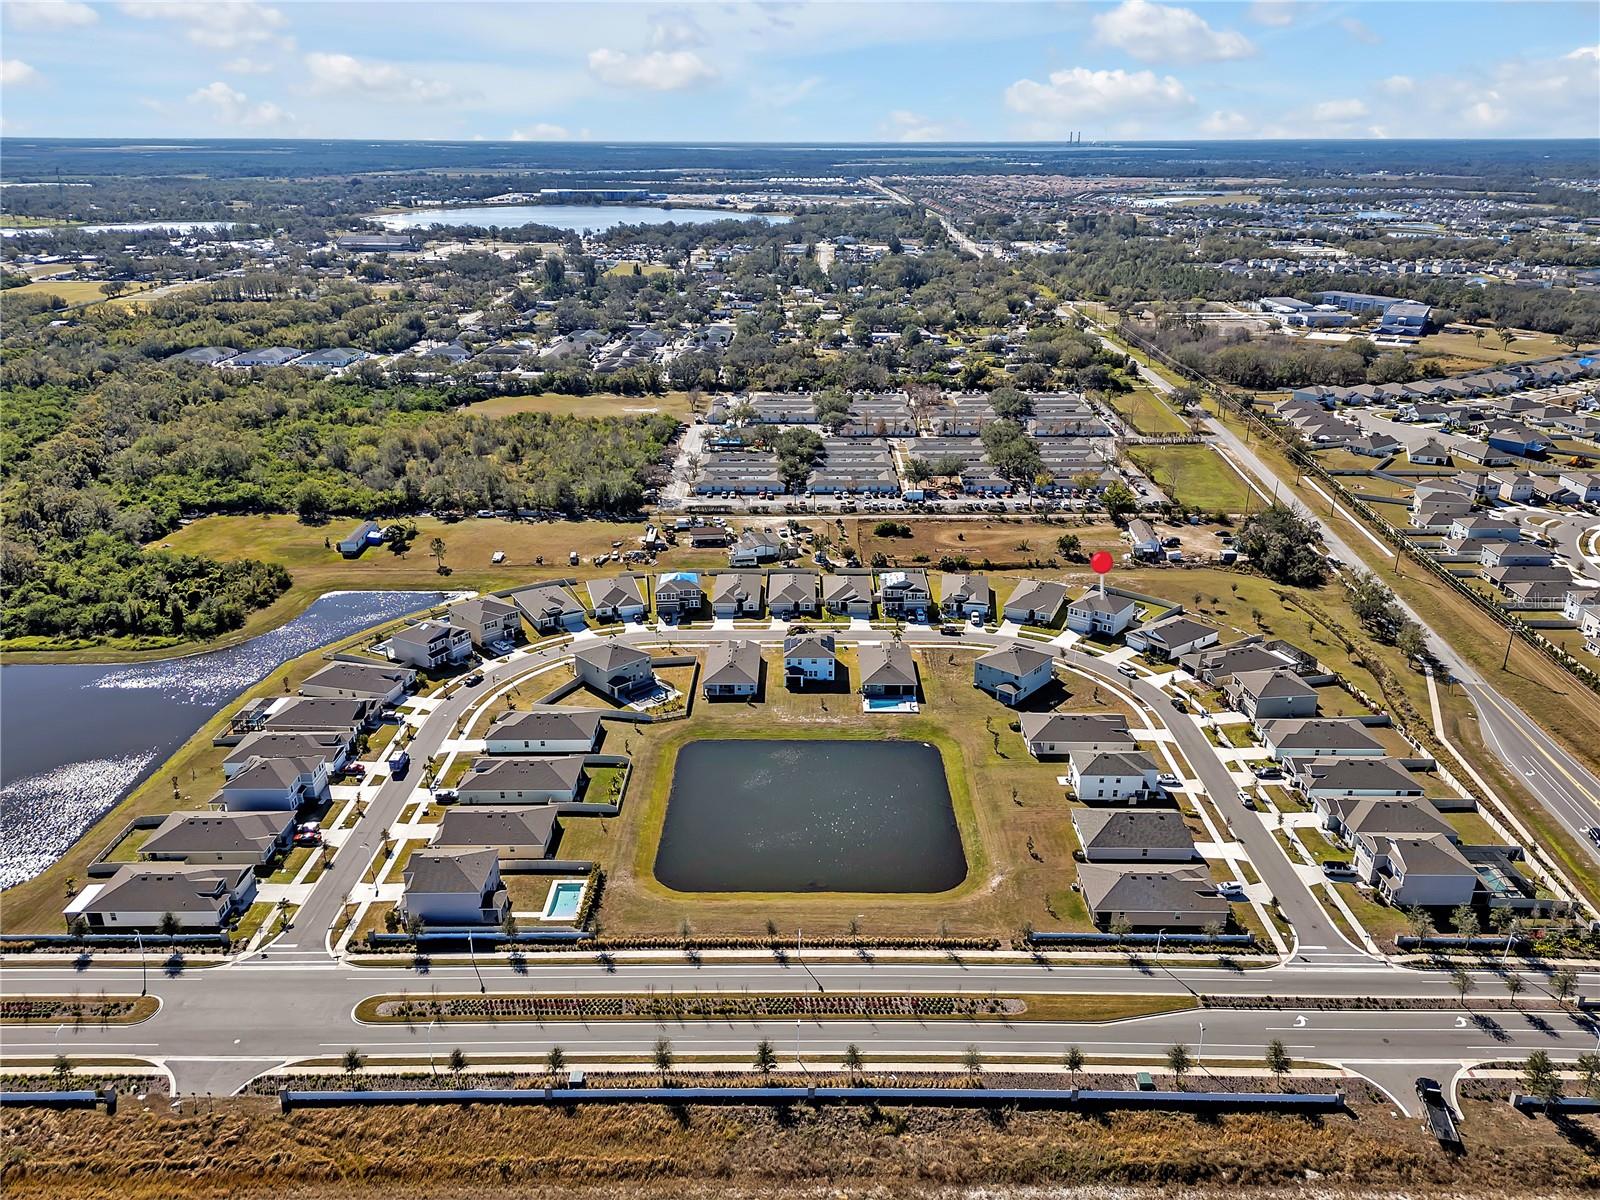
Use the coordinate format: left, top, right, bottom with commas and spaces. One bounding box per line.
540, 879, 586, 921
653, 739, 966, 893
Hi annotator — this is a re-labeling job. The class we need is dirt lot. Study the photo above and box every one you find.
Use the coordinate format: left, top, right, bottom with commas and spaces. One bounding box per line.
2, 1088, 1594, 1199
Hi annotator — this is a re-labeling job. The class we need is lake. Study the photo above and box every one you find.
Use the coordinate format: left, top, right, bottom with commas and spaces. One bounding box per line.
653, 739, 966, 893
0, 589, 448, 889
372, 204, 772, 233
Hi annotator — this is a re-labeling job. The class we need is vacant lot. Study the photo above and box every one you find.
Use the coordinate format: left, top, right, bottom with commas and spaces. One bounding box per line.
1416, 327, 1592, 372
1127, 445, 1253, 513
9, 279, 153, 306
465, 391, 694, 420
1107, 384, 1191, 435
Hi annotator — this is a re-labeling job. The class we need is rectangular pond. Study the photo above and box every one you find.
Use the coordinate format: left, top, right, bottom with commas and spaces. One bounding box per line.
653, 739, 966, 893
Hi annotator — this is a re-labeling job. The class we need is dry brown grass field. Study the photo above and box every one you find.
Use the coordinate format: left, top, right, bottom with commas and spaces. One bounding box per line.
1, 1089, 1594, 1199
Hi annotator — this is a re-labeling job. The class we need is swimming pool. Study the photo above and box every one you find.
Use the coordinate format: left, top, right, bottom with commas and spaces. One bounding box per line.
540, 879, 586, 921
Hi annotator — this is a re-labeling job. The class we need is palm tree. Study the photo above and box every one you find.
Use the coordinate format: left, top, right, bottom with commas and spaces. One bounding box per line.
158, 912, 180, 937
546, 1045, 567, 1078
342, 1047, 366, 1077
447, 1048, 468, 1078
1265, 1038, 1291, 1089
753, 1038, 777, 1075
51, 1055, 72, 1082
1166, 1043, 1191, 1088
652, 1036, 674, 1078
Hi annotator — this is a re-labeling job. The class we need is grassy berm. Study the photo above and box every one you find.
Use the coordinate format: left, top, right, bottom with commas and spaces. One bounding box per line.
2, 1090, 1597, 1198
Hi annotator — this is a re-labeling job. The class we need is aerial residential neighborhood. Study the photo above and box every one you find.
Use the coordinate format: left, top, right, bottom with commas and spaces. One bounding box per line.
2, 2, 1599, 1196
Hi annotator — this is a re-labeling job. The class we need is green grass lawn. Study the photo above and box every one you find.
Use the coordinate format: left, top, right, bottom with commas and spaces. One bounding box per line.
1107, 384, 1189, 435
1125, 445, 1252, 513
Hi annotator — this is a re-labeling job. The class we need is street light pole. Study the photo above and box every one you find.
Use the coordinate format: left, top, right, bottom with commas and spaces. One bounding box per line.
1197, 1021, 1206, 1068
468, 934, 486, 994
135, 931, 147, 997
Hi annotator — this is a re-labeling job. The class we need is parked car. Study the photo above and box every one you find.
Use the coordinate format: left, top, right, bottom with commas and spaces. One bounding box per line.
1322, 860, 1355, 878
939, 625, 962, 636
1157, 772, 1180, 789
388, 751, 411, 778
1117, 663, 1138, 679
1237, 789, 1256, 809
1254, 765, 1283, 780
293, 828, 323, 847
1217, 880, 1244, 898
464, 671, 484, 686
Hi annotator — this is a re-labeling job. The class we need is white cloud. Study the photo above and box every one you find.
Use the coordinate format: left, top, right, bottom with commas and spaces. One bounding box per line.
1339, 18, 1381, 46
304, 52, 454, 101
1005, 66, 1193, 125
884, 109, 951, 142
1370, 43, 1600, 136
1201, 109, 1252, 135
648, 9, 708, 50
224, 57, 276, 76
7, 1, 98, 30
1247, 1, 1298, 27
510, 123, 573, 141
587, 47, 717, 91
120, 2, 290, 51
1092, 0, 1254, 64
1569, 44, 1600, 62
1310, 98, 1369, 122
187, 80, 290, 127
751, 75, 822, 108
1380, 75, 1414, 96
1, 60, 42, 87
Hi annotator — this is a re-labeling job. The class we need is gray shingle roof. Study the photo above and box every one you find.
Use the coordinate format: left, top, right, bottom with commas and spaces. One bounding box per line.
486, 706, 602, 745
299, 660, 413, 697
703, 640, 762, 688
1077, 864, 1230, 919
404, 848, 498, 895
434, 807, 557, 853
81, 864, 251, 917
1019, 712, 1132, 746
460, 756, 585, 795
858, 641, 917, 690
142, 811, 291, 858
975, 643, 1054, 677
1072, 809, 1196, 854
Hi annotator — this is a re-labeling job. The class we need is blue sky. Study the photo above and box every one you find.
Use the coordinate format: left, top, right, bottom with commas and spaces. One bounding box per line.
2, 1, 1596, 141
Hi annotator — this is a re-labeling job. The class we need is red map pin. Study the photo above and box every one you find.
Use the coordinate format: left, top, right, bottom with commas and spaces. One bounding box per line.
1090, 551, 1114, 574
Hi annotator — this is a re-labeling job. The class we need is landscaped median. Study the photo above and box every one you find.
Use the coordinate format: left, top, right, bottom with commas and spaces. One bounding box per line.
354, 992, 1197, 1025
0, 996, 160, 1025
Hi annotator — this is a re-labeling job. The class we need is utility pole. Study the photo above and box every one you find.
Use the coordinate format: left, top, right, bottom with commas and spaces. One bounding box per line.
1501, 629, 1514, 671
136, 931, 147, 997
468, 933, 486, 994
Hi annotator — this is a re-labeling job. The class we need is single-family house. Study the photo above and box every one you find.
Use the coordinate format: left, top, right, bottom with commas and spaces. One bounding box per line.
1448, 515, 1522, 543
1077, 864, 1231, 931
973, 643, 1055, 706
217, 755, 328, 813
508, 584, 590, 635
1323, 795, 1455, 849
401, 849, 509, 927
728, 528, 786, 566
702, 640, 762, 698
66, 864, 257, 932
457, 756, 586, 805
298, 660, 414, 705
822, 574, 874, 619
484, 707, 602, 755
654, 572, 705, 621
1072, 810, 1197, 863
877, 570, 932, 620
1480, 541, 1554, 568
223, 731, 352, 778
1559, 470, 1600, 503
1019, 712, 1132, 759
1125, 614, 1219, 661
450, 596, 526, 646
1064, 591, 1138, 638
1126, 519, 1161, 559
767, 571, 820, 619
939, 573, 991, 620
432, 807, 560, 862
259, 697, 376, 735
711, 572, 764, 618
1487, 471, 1537, 504
140, 811, 294, 868
1069, 747, 1160, 802
388, 620, 473, 670
1294, 757, 1424, 800
1002, 578, 1068, 626
1409, 440, 1452, 466
586, 576, 648, 624
858, 642, 918, 698
1260, 718, 1385, 759
783, 633, 837, 687
572, 642, 656, 701
1364, 833, 1479, 908
1225, 668, 1319, 721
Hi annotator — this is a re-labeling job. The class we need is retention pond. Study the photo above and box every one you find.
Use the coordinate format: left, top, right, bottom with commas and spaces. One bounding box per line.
653, 739, 966, 893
